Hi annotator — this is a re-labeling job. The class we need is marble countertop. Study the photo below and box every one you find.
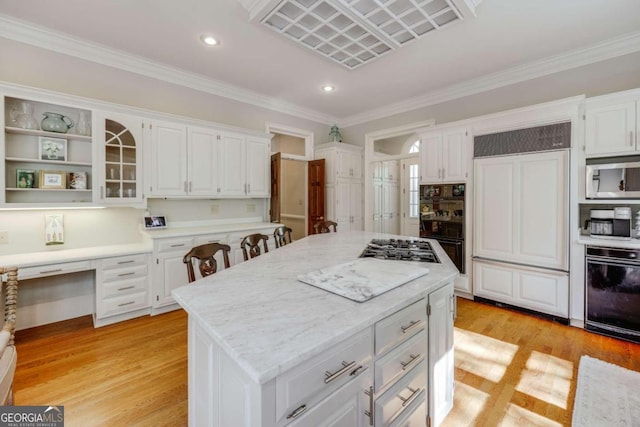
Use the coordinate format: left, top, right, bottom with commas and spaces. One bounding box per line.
577, 235, 640, 249
172, 230, 459, 385
0, 242, 153, 268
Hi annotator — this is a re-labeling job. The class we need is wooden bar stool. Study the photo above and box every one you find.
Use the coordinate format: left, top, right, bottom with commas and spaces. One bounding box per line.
241, 233, 269, 260
183, 243, 231, 283
313, 220, 338, 234
273, 226, 293, 248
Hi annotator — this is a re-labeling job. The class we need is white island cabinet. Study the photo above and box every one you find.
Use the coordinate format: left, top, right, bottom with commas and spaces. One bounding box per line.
173, 231, 458, 427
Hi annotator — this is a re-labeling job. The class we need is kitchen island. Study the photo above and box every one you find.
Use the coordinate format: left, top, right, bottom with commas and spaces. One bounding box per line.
173, 230, 459, 427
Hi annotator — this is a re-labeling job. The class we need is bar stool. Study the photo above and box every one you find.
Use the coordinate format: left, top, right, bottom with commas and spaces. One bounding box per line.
241, 233, 269, 261
313, 220, 338, 234
273, 226, 293, 248
183, 243, 231, 283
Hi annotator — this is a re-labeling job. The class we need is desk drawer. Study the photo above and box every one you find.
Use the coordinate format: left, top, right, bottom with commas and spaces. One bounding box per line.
375, 331, 426, 393
98, 291, 148, 318
275, 328, 372, 424
19, 260, 92, 280
194, 234, 228, 245
375, 299, 426, 356
102, 276, 148, 299
102, 264, 147, 283
100, 254, 148, 270
156, 237, 193, 254
375, 360, 426, 427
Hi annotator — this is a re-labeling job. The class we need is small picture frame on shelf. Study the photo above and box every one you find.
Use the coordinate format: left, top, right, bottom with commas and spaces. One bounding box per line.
38, 136, 67, 161
39, 170, 66, 189
16, 169, 36, 189
69, 172, 87, 190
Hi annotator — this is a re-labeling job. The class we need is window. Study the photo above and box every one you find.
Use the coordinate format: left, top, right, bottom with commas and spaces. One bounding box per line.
408, 140, 420, 154
409, 163, 419, 218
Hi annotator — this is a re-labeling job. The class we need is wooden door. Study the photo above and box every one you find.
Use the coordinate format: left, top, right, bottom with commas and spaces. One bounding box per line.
270, 152, 281, 222
308, 159, 325, 235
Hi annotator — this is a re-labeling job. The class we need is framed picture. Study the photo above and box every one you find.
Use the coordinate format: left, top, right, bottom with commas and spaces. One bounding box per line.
39, 170, 66, 189
69, 172, 87, 189
16, 169, 36, 188
38, 136, 67, 161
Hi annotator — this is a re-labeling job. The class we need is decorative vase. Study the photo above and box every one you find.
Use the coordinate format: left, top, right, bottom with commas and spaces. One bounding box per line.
9, 101, 39, 130
329, 125, 342, 143
41, 112, 74, 133
76, 111, 91, 136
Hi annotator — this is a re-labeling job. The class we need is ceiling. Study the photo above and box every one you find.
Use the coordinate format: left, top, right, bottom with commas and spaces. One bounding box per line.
1, 0, 640, 126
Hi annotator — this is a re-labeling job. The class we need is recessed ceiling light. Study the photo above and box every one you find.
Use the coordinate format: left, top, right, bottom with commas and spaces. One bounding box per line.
200, 35, 219, 46
322, 85, 335, 92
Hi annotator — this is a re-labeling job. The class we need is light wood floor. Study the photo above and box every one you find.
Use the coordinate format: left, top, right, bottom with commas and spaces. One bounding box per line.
13, 299, 640, 426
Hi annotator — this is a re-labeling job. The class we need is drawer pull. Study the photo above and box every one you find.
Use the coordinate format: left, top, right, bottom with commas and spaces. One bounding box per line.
117, 272, 135, 277
398, 386, 421, 408
117, 260, 135, 265
324, 360, 356, 384
117, 301, 135, 307
400, 319, 423, 334
286, 404, 307, 420
364, 386, 374, 426
350, 365, 364, 377
170, 244, 186, 248
400, 353, 421, 371
39, 268, 63, 275
117, 285, 135, 291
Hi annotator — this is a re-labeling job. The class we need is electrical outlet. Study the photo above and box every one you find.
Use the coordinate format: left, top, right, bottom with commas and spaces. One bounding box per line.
246, 204, 256, 213
0, 231, 8, 245
211, 205, 219, 214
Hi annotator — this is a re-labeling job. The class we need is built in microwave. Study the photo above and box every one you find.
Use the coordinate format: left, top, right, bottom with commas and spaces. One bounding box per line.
586, 161, 640, 199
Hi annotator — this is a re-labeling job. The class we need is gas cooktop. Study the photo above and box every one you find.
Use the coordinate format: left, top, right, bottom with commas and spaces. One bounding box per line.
360, 239, 440, 263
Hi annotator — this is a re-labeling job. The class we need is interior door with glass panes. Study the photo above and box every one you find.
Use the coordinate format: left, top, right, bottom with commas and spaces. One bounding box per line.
401, 157, 420, 237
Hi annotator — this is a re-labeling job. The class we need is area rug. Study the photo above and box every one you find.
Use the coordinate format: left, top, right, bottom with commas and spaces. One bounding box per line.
572, 355, 640, 427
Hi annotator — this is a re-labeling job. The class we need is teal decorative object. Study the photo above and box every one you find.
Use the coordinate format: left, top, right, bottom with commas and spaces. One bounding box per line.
41, 112, 74, 133
329, 125, 342, 143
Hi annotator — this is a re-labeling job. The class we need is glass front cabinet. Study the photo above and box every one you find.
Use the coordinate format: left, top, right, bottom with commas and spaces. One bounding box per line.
95, 111, 144, 206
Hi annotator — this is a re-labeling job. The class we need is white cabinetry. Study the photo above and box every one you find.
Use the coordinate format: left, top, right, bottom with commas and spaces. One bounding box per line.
420, 128, 468, 183
187, 126, 221, 197
153, 236, 193, 309
585, 90, 640, 157
3, 95, 94, 206
373, 159, 400, 234
315, 143, 363, 231
95, 111, 145, 205
220, 132, 270, 197
95, 253, 151, 326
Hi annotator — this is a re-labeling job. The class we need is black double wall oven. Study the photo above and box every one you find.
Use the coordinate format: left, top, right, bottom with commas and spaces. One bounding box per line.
419, 184, 465, 273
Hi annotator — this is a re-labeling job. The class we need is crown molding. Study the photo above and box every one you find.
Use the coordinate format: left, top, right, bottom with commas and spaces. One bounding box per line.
0, 14, 338, 126
338, 30, 640, 128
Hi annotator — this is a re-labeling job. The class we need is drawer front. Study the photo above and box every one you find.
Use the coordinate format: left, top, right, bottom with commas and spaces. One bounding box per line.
100, 254, 148, 270
375, 299, 426, 355
276, 328, 372, 423
194, 233, 228, 245
375, 360, 427, 427
375, 331, 427, 393
102, 264, 147, 283
98, 291, 148, 318
102, 276, 148, 299
388, 398, 426, 427
19, 260, 92, 280
156, 237, 194, 254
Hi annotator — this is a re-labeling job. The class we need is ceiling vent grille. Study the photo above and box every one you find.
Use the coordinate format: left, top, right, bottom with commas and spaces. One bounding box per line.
259, 0, 480, 69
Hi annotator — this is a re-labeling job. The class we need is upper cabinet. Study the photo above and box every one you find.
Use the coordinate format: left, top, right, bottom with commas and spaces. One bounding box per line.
95, 111, 144, 206
585, 90, 640, 157
147, 122, 270, 199
420, 128, 468, 183
3, 95, 94, 207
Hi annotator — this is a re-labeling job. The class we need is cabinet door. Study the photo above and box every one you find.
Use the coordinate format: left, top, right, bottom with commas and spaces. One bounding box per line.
95, 111, 144, 205
246, 137, 270, 197
442, 130, 467, 182
585, 101, 636, 156
188, 126, 220, 197
150, 120, 187, 196
288, 370, 371, 427
428, 283, 454, 427
349, 151, 363, 180
349, 180, 363, 231
420, 134, 441, 183
335, 178, 351, 229
336, 150, 353, 178
220, 132, 247, 196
